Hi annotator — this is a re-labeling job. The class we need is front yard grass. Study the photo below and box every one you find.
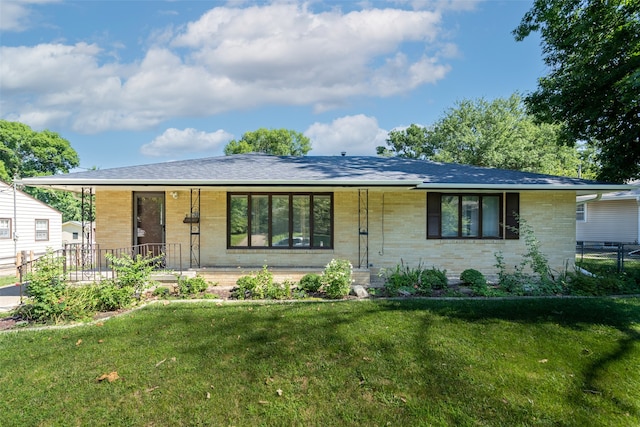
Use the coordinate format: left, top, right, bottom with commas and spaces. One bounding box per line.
1, 298, 639, 426
0, 274, 17, 287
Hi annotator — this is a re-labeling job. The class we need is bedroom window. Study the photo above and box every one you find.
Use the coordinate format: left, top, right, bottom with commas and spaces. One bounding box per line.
427, 193, 519, 239
35, 219, 49, 241
228, 193, 333, 249
0, 218, 11, 239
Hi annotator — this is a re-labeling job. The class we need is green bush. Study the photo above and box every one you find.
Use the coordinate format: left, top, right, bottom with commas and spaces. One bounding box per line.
106, 252, 163, 294
322, 259, 353, 299
152, 286, 171, 298
20, 249, 68, 322
266, 280, 293, 300
17, 249, 137, 322
234, 275, 261, 300
95, 280, 135, 311
178, 275, 209, 296
379, 261, 446, 296
379, 260, 423, 296
233, 266, 294, 300
460, 269, 488, 295
299, 273, 322, 293
422, 267, 448, 291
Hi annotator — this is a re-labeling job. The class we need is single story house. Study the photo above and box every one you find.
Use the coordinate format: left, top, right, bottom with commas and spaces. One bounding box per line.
0, 180, 62, 268
62, 220, 96, 245
576, 181, 640, 244
19, 154, 630, 282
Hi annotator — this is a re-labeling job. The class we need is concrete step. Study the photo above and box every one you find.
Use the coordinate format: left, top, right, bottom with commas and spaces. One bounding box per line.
187, 267, 371, 288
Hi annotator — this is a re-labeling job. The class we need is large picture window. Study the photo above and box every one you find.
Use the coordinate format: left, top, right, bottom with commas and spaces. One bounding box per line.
228, 193, 333, 249
427, 193, 519, 239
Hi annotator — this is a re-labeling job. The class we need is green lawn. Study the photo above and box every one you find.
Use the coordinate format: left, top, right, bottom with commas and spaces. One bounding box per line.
1, 298, 639, 426
0, 274, 17, 287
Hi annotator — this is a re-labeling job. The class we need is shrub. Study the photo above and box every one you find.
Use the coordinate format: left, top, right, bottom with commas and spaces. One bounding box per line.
233, 266, 280, 300
95, 280, 135, 311
379, 264, 410, 297
460, 269, 488, 295
152, 286, 171, 298
299, 273, 322, 293
378, 261, 446, 296
178, 275, 209, 296
234, 275, 260, 300
565, 271, 630, 296
266, 279, 293, 300
379, 260, 427, 296
19, 249, 68, 322
494, 217, 565, 296
322, 259, 353, 299
106, 252, 163, 295
422, 267, 448, 291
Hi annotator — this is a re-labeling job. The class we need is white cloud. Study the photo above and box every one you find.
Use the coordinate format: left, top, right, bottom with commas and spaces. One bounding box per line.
305, 114, 388, 156
1, 2, 463, 133
0, 0, 62, 32
141, 127, 234, 157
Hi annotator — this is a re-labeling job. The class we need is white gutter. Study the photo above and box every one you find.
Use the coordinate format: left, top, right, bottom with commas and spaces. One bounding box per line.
577, 193, 602, 204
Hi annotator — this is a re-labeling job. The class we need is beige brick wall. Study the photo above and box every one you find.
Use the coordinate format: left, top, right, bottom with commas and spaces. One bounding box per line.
95, 188, 577, 278
95, 191, 132, 250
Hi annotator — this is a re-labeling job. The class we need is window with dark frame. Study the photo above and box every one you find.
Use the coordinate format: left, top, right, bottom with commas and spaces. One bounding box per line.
0, 218, 10, 239
228, 193, 333, 249
35, 219, 49, 241
427, 192, 519, 239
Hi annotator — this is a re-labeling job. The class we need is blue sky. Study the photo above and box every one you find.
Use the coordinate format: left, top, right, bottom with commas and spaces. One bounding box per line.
0, 0, 545, 170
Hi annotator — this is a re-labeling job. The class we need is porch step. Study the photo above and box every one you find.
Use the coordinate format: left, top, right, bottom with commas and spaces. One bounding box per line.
151, 271, 197, 283
188, 267, 371, 288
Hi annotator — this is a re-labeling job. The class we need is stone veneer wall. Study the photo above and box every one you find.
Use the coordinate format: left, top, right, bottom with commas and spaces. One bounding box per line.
95, 189, 576, 278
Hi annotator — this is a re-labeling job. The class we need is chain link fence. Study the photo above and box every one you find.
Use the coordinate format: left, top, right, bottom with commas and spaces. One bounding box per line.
576, 241, 640, 273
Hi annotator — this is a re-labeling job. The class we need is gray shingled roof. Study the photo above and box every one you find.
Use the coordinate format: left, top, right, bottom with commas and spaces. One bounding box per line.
19, 154, 631, 194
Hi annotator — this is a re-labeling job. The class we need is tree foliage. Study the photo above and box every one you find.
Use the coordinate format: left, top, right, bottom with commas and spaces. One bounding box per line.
0, 120, 79, 180
377, 95, 595, 177
224, 128, 311, 156
0, 120, 84, 221
514, 0, 640, 183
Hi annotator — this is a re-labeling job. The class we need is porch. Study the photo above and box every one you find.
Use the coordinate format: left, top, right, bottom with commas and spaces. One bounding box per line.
15, 243, 376, 289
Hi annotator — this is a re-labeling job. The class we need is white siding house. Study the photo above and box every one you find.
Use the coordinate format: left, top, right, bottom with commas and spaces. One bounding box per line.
576, 183, 640, 244
0, 181, 63, 268
62, 221, 95, 245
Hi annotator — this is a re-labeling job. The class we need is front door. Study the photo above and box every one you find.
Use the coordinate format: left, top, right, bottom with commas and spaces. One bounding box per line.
134, 192, 165, 258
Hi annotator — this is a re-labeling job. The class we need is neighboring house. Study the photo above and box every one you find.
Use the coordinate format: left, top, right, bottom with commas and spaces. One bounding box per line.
576, 181, 640, 244
62, 221, 95, 245
20, 154, 629, 281
0, 180, 63, 268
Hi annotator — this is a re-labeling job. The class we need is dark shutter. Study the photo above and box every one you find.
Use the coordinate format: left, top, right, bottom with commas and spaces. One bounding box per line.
505, 192, 519, 239
427, 192, 441, 238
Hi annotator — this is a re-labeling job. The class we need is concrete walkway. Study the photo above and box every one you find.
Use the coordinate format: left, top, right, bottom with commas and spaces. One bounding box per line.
0, 284, 23, 312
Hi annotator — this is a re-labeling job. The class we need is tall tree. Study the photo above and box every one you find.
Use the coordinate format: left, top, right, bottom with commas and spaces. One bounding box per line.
514, 0, 640, 183
377, 95, 595, 178
0, 120, 83, 221
224, 128, 311, 156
